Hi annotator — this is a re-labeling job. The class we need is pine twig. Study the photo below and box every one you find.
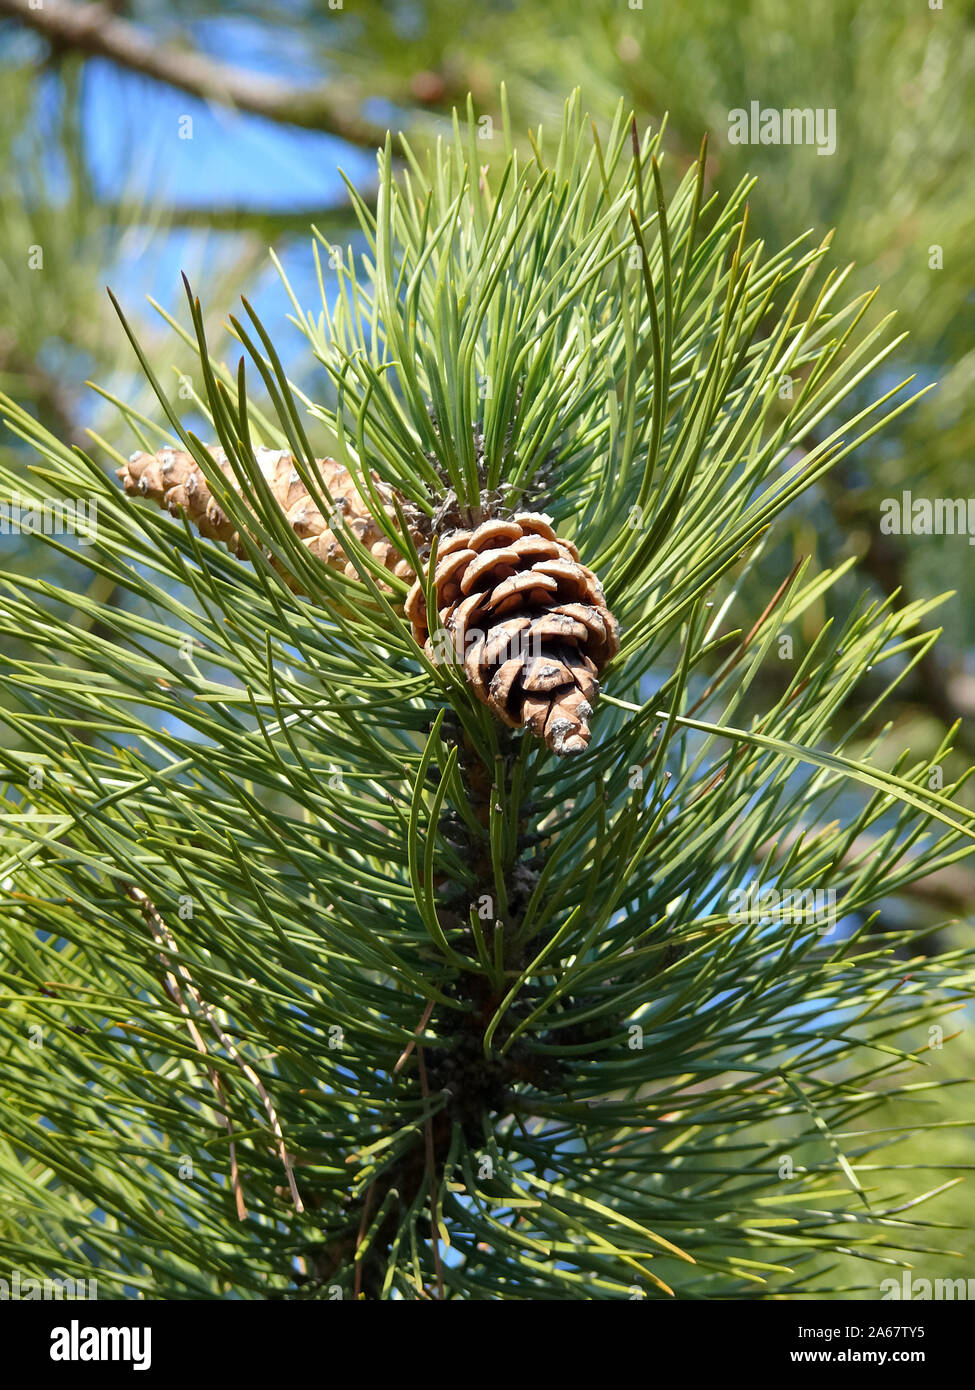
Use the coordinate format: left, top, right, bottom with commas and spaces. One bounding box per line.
120, 883, 247, 1221
0, 0, 387, 147
415, 1039, 445, 1300
393, 998, 436, 1076
121, 882, 303, 1215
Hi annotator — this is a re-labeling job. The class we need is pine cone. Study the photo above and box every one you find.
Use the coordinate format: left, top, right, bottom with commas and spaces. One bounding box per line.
404, 515, 619, 755
117, 445, 419, 592
118, 448, 620, 754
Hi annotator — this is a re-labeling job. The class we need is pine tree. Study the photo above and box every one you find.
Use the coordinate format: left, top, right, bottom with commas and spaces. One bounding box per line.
0, 94, 972, 1300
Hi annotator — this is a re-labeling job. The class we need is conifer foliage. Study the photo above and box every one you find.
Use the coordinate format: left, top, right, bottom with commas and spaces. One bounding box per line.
0, 95, 972, 1300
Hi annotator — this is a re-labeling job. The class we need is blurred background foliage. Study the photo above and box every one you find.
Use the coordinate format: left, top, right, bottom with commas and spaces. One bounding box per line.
0, 0, 972, 1296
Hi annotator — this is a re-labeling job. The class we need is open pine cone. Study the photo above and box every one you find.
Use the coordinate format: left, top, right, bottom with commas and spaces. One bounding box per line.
404, 515, 619, 755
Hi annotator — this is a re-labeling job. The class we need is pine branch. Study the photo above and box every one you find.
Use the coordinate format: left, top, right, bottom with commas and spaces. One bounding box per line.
0, 335, 89, 453
99, 198, 369, 235
0, 0, 388, 146
0, 97, 973, 1301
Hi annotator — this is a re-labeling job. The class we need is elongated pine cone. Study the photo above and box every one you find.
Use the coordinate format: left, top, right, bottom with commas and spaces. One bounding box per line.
118, 447, 620, 754
118, 445, 418, 591
404, 515, 619, 755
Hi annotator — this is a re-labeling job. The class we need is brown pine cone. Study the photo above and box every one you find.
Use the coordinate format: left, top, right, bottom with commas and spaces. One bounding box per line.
404, 514, 619, 755
117, 445, 419, 592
